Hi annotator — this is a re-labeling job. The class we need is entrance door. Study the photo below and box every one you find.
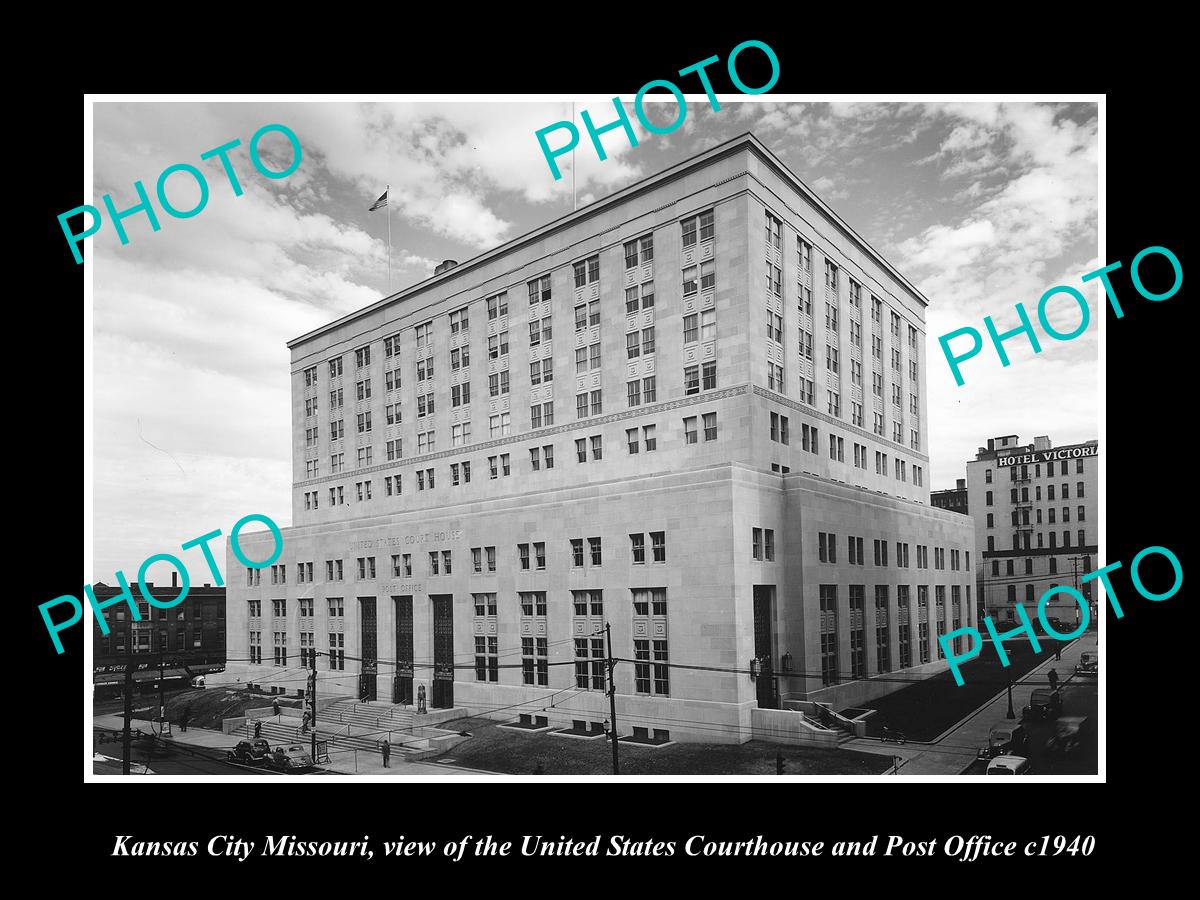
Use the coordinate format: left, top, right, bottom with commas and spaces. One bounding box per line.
753, 586, 777, 709
394, 596, 413, 705
359, 597, 377, 701
431, 595, 454, 709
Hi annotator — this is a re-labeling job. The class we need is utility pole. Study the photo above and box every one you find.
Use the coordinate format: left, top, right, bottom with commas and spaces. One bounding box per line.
158, 648, 165, 723
1068, 554, 1089, 622
604, 622, 619, 776
122, 663, 134, 775
310, 650, 319, 765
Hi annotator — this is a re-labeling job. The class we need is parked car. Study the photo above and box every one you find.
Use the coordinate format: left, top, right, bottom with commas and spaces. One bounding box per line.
1021, 688, 1062, 722
1045, 716, 1092, 756
1075, 652, 1098, 677
268, 744, 314, 773
227, 738, 272, 765
190, 675, 206, 688
986, 754, 1032, 775
977, 721, 1029, 760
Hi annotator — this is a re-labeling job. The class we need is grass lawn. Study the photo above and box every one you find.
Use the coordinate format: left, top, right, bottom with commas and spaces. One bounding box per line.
860, 639, 1076, 741
435, 718, 891, 775
97, 688, 297, 730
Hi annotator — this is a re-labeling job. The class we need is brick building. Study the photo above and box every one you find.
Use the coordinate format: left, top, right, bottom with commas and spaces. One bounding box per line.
91, 576, 226, 692
931, 478, 969, 515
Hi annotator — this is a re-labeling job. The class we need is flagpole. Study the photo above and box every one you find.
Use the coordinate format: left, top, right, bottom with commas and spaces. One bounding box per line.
571, 103, 576, 212
386, 183, 392, 293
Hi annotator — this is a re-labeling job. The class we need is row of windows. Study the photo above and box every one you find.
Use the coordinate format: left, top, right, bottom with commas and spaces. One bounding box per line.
985, 530, 1090, 552
300, 212, 719, 396
302, 410, 718, 505
103, 603, 222, 623
988, 554, 1092, 579
818, 533, 969, 570
983, 458, 1089, 482
248, 597, 344, 618
987, 506, 1088, 527
985, 482, 1088, 505
98, 629, 215, 654
470, 587, 668, 622
247, 533, 669, 589
251, 630, 344, 669
818, 583, 970, 683
768, 412, 925, 486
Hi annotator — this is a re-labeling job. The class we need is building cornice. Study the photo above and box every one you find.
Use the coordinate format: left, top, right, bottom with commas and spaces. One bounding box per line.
288, 133, 930, 350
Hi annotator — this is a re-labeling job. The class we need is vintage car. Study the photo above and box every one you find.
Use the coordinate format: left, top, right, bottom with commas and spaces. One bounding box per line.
986, 755, 1032, 775
227, 738, 272, 765
1021, 688, 1062, 722
1075, 652, 1098, 677
1045, 716, 1092, 756
268, 744, 314, 773
977, 721, 1029, 760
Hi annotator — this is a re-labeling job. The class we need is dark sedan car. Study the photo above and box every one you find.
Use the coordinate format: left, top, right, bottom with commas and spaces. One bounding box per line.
267, 744, 314, 773
1021, 688, 1063, 722
227, 738, 272, 765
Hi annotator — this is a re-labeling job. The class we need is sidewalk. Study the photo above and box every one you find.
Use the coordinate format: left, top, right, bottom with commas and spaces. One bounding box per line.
94, 714, 239, 751
94, 714, 497, 776
843, 631, 1097, 775
322, 749, 497, 777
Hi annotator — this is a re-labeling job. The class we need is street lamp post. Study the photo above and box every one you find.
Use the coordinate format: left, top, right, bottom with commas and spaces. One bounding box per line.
1006, 673, 1016, 720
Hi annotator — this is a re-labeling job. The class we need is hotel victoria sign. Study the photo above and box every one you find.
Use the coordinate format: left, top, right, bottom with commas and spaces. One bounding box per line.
996, 443, 1098, 469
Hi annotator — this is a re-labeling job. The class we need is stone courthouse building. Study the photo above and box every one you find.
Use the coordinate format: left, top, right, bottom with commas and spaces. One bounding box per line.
221, 134, 975, 743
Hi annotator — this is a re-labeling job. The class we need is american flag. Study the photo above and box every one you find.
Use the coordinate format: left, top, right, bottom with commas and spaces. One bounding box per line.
368, 190, 388, 211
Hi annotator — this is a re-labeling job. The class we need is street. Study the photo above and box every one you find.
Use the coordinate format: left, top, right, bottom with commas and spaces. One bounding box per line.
961, 673, 1097, 775
91, 726, 314, 776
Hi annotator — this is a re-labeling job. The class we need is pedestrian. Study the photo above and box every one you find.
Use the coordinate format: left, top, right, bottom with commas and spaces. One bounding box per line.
1055, 644, 1062, 661
179, 706, 191, 733
381, 739, 391, 768
1048, 668, 1059, 691
272, 698, 281, 717
254, 720, 262, 738
301, 710, 311, 734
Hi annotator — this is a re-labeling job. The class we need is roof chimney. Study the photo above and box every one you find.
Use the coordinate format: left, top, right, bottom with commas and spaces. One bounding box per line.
172, 572, 178, 588
956, 478, 966, 490
434, 259, 459, 276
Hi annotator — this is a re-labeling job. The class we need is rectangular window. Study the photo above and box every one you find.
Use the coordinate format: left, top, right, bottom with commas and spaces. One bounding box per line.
573, 255, 600, 288
473, 636, 498, 683
819, 585, 839, 686
798, 377, 814, 405
642, 424, 657, 451
683, 416, 698, 444
486, 292, 508, 321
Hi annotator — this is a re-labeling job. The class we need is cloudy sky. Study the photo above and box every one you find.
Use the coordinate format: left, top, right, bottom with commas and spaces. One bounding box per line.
89, 99, 1099, 584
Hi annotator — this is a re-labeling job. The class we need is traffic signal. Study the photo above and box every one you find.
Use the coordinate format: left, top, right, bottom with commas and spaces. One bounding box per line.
776, 752, 786, 775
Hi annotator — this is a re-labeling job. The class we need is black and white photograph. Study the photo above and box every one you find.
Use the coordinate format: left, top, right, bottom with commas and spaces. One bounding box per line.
78, 95, 1105, 780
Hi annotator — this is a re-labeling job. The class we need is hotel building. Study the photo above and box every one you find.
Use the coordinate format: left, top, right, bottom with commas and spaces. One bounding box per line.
220, 134, 975, 743
964, 434, 1099, 625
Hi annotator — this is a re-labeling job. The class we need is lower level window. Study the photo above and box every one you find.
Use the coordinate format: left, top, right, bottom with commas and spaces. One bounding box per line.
475, 636, 499, 682
634, 638, 670, 695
